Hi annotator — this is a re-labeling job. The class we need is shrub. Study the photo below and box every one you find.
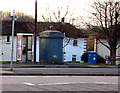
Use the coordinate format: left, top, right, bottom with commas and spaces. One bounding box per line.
81, 52, 88, 63
81, 52, 106, 63
97, 55, 106, 63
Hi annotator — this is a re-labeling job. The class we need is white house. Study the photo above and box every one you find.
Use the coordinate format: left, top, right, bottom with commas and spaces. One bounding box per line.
63, 37, 87, 62
0, 21, 88, 63
0, 20, 2, 61
96, 39, 120, 65
0, 21, 34, 62
0, 36, 17, 62
0, 20, 17, 62
97, 39, 110, 58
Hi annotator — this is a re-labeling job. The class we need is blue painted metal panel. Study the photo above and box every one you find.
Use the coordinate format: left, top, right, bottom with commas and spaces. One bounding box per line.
88, 52, 97, 64
39, 30, 64, 64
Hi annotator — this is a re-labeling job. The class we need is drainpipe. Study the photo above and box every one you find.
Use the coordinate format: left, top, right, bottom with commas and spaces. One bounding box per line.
94, 38, 97, 52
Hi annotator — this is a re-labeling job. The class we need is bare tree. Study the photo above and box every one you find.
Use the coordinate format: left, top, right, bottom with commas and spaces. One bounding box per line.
41, 1, 74, 23
16, 12, 34, 22
73, 16, 88, 29
0, 11, 11, 20
41, 1, 76, 48
0, 11, 34, 22
88, 0, 120, 65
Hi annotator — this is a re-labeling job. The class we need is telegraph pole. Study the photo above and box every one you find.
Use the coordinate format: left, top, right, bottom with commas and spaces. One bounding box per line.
10, 10, 16, 70
34, 0, 37, 63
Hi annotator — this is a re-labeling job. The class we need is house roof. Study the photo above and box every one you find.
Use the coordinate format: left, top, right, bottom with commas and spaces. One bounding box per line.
1, 21, 88, 38
2, 21, 33, 35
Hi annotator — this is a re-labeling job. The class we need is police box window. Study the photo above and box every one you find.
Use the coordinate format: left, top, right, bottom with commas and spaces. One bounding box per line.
73, 39, 78, 46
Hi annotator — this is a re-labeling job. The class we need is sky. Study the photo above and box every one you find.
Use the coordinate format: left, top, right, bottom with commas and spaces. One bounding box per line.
0, 0, 94, 22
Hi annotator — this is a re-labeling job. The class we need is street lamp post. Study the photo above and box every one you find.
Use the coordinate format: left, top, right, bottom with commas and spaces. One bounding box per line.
10, 10, 16, 70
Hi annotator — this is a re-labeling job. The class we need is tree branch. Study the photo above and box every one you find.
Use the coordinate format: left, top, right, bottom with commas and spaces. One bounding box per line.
62, 38, 71, 48
117, 45, 120, 49
64, 1, 69, 17
52, 11, 59, 22
97, 38, 110, 50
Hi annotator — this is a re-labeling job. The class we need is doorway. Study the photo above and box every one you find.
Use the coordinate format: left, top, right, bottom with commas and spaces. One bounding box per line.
17, 33, 33, 63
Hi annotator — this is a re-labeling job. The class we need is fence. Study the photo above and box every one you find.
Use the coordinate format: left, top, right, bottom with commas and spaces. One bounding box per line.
105, 55, 120, 65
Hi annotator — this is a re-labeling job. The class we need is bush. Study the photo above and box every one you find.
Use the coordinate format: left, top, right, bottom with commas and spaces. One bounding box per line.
97, 55, 106, 63
81, 52, 88, 63
81, 52, 106, 63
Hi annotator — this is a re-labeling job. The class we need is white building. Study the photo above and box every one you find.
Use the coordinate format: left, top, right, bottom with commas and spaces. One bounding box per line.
63, 37, 87, 62
0, 20, 17, 62
97, 39, 120, 65
0, 21, 87, 63
0, 21, 33, 62
0, 36, 17, 62
0, 21, 2, 61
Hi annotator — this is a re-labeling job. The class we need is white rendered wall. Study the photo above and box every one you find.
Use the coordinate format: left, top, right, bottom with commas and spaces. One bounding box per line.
0, 36, 17, 61
116, 40, 120, 57
32, 36, 40, 62
97, 39, 120, 58
0, 21, 2, 61
97, 39, 120, 65
36, 37, 39, 62
63, 37, 87, 62
0, 36, 2, 61
97, 39, 110, 58
116, 40, 120, 65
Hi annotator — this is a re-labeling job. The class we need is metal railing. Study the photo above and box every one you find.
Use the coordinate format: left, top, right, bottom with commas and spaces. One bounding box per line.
105, 55, 120, 65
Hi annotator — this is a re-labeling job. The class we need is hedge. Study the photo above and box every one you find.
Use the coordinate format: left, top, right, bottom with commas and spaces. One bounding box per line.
81, 52, 106, 63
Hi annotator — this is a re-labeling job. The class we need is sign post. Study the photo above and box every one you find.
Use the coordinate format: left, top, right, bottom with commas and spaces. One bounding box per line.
10, 10, 16, 70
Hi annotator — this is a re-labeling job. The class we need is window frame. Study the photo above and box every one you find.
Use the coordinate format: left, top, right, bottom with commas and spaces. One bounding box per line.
6, 36, 10, 43
73, 39, 78, 46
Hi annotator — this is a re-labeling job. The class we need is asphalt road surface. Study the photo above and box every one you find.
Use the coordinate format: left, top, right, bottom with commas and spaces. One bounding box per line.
2, 68, 119, 75
2, 76, 119, 92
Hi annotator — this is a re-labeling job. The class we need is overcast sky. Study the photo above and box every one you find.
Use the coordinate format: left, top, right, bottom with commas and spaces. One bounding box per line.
0, 0, 94, 22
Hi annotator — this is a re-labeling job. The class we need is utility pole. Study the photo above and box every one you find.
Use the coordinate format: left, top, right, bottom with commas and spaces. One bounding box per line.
10, 10, 16, 70
34, 0, 37, 63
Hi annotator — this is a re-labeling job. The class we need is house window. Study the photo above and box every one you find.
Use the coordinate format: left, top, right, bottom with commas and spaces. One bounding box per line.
72, 55, 76, 62
73, 39, 78, 46
7, 36, 10, 42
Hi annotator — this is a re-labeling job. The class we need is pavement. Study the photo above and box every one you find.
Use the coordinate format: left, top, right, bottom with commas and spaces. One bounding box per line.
1, 63, 119, 68
1, 64, 120, 76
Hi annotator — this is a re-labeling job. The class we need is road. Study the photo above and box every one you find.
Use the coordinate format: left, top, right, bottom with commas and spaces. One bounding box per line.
2, 67, 119, 75
2, 76, 118, 92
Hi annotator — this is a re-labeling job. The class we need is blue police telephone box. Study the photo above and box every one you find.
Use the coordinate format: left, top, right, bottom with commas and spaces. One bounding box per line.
88, 52, 97, 64
39, 30, 64, 64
